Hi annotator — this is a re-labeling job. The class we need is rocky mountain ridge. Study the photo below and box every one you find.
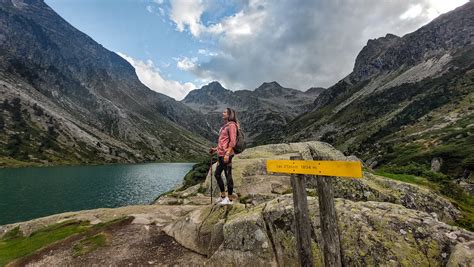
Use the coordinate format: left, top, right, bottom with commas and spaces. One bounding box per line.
0, 0, 213, 165
182, 81, 324, 145
283, 2, 474, 179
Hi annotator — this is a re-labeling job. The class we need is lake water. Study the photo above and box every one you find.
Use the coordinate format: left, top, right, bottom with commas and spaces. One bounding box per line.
0, 163, 194, 226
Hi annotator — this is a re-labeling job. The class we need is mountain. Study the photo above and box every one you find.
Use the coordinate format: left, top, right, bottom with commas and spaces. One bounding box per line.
182, 81, 324, 145
283, 2, 474, 178
0, 0, 212, 166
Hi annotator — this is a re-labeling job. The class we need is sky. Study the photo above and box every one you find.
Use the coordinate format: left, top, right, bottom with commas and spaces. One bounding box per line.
45, 0, 469, 100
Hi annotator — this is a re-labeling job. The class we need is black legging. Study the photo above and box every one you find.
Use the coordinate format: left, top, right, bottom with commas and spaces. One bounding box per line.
215, 155, 234, 195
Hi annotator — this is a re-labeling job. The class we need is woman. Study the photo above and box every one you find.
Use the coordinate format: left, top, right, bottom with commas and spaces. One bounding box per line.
209, 107, 239, 205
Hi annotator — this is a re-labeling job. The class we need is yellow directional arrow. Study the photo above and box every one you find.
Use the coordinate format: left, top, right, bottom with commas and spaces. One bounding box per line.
266, 160, 362, 178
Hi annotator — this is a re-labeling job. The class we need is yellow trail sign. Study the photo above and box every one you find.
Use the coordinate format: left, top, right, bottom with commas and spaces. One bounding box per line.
266, 160, 362, 178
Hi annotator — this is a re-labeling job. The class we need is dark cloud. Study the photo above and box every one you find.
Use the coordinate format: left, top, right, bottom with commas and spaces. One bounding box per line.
189, 0, 466, 90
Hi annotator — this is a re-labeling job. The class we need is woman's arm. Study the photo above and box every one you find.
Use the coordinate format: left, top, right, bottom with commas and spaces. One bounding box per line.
224, 123, 237, 162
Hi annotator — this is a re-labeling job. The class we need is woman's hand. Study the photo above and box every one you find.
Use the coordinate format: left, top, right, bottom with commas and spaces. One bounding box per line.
224, 154, 229, 163
209, 147, 217, 154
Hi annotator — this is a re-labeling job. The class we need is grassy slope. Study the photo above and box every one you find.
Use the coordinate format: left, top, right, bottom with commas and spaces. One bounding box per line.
0, 216, 132, 266
0, 220, 90, 266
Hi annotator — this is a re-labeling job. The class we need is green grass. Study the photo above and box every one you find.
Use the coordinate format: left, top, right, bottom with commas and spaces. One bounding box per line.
0, 216, 132, 266
0, 226, 23, 241
453, 195, 474, 231
0, 220, 90, 266
72, 233, 107, 257
374, 171, 435, 189
89, 216, 132, 230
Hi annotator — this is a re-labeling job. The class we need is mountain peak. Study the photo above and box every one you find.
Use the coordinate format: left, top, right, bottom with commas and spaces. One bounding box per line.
257, 81, 282, 90
351, 1, 474, 82
202, 81, 227, 92
305, 87, 325, 95
181, 81, 232, 105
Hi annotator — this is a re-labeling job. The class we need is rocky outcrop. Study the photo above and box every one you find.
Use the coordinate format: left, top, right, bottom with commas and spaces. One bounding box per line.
448, 241, 474, 266
202, 141, 461, 223
431, 157, 443, 172
163, 195, 473, 266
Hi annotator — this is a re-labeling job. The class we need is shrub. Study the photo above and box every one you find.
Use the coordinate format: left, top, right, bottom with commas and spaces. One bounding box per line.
0, 113, 4, 131
440, 181, 466, 201
462, 156, 474, 170
181, 155, 218, 189
378, 162, 448, 182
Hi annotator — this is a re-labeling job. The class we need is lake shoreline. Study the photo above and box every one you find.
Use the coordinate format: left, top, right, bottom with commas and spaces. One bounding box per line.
0, 156, 203, 169
0, 163, 195, 226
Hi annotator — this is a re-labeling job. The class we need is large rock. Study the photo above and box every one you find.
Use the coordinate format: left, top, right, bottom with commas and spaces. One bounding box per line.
162, 204, 246, 257
203, 141, 349, 203
208, 204, 278, 266
164, 195, 473, 266
203, 141, 461, 223
328, 172, 461, 223
447, 241, 474, 266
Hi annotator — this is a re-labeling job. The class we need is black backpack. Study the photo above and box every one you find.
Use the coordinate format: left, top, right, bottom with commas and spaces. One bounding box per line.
228, 123, 246, 154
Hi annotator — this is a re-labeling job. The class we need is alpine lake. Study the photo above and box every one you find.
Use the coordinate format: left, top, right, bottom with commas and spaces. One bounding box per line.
0, 163, 194, 225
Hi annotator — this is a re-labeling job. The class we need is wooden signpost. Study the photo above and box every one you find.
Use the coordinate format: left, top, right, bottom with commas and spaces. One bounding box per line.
267, 156, 362, 267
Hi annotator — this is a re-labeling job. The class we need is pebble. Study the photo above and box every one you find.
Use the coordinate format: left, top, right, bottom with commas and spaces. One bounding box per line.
445, 232, 457, 240
90, 219, 102, 225
132, 217, 151, 225
400, 229, 407, 235
363, 191, 371, 198
255, 229, 266, 242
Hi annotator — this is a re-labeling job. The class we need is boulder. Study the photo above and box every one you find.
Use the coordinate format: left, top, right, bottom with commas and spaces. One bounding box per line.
163, 204, 246, 257
164, 195, 474, 266
208, 205, 278, 266
202, 141, 460, 223
431, 157, 443, 172
327, 172, 461, 223
447, 241, 474, 266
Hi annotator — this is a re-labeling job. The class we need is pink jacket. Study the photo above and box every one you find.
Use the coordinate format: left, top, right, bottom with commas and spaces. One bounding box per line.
217, 121, 237, 157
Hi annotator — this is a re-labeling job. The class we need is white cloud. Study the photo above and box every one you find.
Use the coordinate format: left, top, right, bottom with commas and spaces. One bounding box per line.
425, 0, 469, 19
198, 49, 218, 56
153, 0, 164, 4
169, 0, 205, 36
158, 7, 165, 16
400, 4, 423, 20
117, 52, 196, 101
146, 5, 154, 13
168, 0, 469, 90
176, 56, 198, 71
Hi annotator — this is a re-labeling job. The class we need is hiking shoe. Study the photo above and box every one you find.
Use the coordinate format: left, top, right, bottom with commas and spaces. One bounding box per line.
219, 197, 233, 205
215, 196, 225, 204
